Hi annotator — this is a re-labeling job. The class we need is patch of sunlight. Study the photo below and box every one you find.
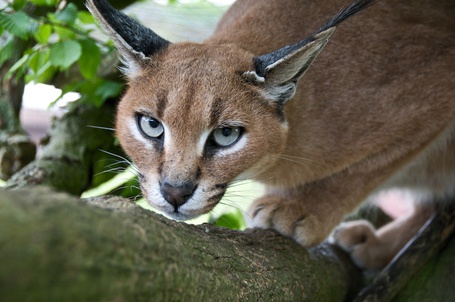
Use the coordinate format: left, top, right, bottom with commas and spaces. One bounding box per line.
81, 166, 136, 198
0, 179, 6, 187
211, 180, 264, 229
215, 180, 264, 217
23, 82, 80, 110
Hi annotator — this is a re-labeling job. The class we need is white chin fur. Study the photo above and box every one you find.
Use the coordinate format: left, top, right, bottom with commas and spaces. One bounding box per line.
144, 180, 221, 220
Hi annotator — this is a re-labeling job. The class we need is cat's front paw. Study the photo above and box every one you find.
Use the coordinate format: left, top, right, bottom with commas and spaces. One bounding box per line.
247, 196, 332, 247
331, 220, 386, 269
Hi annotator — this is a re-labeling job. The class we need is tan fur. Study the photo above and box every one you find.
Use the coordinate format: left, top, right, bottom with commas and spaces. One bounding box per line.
90, 0, 455, 269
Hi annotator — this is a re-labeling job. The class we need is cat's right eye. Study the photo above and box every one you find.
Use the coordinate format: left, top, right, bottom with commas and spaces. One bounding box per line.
137, 115, 164, 139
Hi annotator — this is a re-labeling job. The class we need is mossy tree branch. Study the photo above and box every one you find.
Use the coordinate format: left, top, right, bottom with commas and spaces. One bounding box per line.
0, 186, 362, 302
0, 187, 454, 301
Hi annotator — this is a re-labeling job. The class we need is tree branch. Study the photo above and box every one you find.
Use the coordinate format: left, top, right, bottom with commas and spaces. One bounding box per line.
0, 186, 361, 301
7, 104, 123, 195
1, 186, 453, 301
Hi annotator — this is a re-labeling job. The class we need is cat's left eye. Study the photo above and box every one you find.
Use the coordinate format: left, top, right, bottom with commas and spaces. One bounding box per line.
212, 126, 242, 147
137, 115, 164, 139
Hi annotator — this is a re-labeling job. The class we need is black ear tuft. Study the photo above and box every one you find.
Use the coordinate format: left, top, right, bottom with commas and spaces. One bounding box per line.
254, 0, 374, 79
244, 0, 374, 105
87, 0, 170, 74
318, 0, 374, 32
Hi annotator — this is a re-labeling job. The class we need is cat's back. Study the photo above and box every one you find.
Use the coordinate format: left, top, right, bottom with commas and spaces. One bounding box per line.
211, 0, 455, 57
210, 0, 455, 186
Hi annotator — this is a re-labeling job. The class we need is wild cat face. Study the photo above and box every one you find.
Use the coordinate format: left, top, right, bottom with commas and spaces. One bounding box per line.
89, 0, 336, 219
116, 44, 287, 219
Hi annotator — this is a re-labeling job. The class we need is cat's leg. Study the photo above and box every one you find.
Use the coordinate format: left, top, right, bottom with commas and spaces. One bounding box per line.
332, 204, 432, 269
247, 167, 385, 247
247, 193, 338, 246
333, 129, 455, 269
247, 129, 454, 249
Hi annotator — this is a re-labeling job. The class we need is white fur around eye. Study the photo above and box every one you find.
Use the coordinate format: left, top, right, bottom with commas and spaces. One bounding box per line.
162, 122, 172, 150
128, 119, 154, 147
217, 134, 248, 157
197, 130, 211, 156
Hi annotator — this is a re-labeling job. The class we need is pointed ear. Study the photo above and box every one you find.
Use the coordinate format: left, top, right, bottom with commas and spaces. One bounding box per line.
243, 0, 374, 104
86, 0, 170, 76
243, 28, 334, 104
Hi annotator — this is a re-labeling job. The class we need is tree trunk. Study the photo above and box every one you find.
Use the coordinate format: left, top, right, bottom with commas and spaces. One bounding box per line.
0, 36, 36, 180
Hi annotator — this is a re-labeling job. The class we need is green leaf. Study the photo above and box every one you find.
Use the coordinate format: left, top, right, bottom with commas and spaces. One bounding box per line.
212, 210, 246, 230
78, 39, 101, 79
93, 80, 123, 106
55, 3, 78, 25
54, 26, 76, 39
49, 40, 81, 69
5, 53, 29, 80
47, 12, 76, 39
26, 61, 57, 83
29, 0, 58, 6
77, 11, 95, 25
0, 36, 14, 66
0, 11, 37, 39
64, 78, 123, 107
12, 0, 27, 10
33, 23, 52, 44
28, 49, 48, 73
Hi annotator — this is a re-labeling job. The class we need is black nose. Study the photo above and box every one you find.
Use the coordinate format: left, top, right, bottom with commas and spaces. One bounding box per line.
160, 181, 197, 210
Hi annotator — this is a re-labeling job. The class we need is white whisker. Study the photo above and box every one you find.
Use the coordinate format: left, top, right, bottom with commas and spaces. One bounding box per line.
103, 158, 131, 167
273, 153, 323, 166
223, 192, 256, 201
98, 149, 135, 167
87, 125, 115, 131
133, 194, 144, 202
219, 198, 254, 223
94, 166, 128, 177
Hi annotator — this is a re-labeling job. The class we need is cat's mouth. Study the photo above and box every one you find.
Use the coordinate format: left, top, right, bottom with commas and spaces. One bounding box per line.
155, 195, 223, 221
141, 179, 226, 221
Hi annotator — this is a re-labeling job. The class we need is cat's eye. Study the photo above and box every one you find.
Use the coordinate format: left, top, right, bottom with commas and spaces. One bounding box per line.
137, 115, 164, 139
212, 127, 242, 147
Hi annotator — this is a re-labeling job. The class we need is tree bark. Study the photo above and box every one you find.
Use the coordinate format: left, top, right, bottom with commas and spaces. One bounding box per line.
7, 104, 123, 195
0, 186, 362, 302
0, 36, 36, 180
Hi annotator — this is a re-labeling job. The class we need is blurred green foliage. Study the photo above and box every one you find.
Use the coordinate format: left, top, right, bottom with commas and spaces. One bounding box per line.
0, 0, 124, 107
211, 210, 247, 230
